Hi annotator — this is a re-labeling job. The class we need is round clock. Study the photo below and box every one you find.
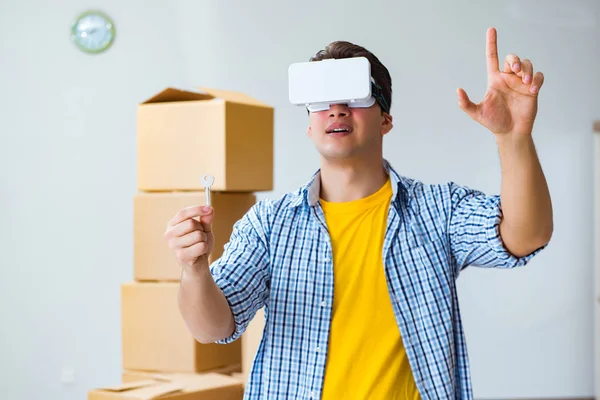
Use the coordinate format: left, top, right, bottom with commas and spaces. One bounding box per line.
71, 10, 115, 54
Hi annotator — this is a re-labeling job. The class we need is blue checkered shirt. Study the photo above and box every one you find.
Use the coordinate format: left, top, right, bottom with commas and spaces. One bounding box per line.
209, 159, 543, 399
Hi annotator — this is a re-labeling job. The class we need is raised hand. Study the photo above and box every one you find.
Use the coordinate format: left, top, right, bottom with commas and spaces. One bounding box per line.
457, 27, 544, 136
164, 205, 215, 270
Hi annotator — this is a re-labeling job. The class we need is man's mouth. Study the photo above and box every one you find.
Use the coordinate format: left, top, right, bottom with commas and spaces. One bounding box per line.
326, 123, 353, 134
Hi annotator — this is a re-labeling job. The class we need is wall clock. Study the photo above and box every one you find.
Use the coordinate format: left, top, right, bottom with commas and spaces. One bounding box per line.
71, 10, 115, 54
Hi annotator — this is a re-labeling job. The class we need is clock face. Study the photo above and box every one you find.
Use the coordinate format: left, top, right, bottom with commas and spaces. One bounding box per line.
71, 11, 115, 54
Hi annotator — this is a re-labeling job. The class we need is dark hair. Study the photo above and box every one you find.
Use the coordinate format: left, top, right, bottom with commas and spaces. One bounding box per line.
309, 41, 392, 113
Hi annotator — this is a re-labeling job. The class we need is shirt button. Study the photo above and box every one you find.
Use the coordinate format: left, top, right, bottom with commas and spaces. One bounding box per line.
320, 301, 326, 307
324, 256, 331, 262
315, 346, 321, 353
309, 391, 315, 398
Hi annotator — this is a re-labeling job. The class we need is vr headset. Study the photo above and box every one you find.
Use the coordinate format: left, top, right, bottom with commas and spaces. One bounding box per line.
288, 56, 389, 114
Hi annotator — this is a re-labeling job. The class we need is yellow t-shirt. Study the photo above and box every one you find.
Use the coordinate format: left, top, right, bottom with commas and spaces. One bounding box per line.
320, 177, 421, 400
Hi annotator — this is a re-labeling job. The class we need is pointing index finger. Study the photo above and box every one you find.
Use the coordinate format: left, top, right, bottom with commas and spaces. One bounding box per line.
486, 27, 499, 76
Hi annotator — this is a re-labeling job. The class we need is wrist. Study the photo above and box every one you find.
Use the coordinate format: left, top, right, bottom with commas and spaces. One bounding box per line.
494, 132, 534, 150
181, 259, 212, 282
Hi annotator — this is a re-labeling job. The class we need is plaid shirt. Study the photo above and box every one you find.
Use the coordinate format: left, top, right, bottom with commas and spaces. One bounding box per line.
210, 159, 543, 399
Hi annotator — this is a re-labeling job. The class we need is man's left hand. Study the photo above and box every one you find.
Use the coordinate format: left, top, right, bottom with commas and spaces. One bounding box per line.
457, 27, 544, 136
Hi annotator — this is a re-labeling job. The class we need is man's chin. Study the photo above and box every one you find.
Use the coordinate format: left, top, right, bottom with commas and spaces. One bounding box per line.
319, 149, 359, 161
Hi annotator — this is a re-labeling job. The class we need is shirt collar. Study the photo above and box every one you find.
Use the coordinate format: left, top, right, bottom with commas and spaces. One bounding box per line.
289, 158, 409, 208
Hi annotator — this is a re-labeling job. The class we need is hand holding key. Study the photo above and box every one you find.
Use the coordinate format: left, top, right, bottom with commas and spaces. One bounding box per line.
164, 176, 215, 271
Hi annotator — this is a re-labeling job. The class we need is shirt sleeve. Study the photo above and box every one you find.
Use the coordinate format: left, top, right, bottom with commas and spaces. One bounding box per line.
447, 182, 547, 273
209, 201, 271, 344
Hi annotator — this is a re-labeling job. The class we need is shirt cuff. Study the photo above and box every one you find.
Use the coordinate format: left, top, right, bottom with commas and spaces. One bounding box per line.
211, 273, 248, 344
484, 195, 546, 267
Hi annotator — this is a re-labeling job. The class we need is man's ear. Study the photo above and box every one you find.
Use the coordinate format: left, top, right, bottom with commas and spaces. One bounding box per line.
381, 113, 393, 136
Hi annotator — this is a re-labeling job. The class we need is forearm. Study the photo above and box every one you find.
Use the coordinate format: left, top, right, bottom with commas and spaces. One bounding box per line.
496, 134, 553, 257
178, 265, 235, 343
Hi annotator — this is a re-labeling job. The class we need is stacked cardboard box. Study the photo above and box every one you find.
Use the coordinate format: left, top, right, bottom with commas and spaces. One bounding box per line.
89, 373, 244, 400
89, 87, 271, 399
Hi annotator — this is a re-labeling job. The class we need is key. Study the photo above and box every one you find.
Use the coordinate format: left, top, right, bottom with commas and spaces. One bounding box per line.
201, 175, 214, 207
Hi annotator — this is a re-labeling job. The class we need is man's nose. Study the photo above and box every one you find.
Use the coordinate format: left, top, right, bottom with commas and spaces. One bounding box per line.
329, 103, 351, 117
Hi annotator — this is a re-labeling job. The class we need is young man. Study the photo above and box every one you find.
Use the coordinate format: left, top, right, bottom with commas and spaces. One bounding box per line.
164, 27, 552, 399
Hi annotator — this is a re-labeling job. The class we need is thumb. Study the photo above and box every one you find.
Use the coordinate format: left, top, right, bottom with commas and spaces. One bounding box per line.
456, 88, 479, 122
199, 206, 214, 233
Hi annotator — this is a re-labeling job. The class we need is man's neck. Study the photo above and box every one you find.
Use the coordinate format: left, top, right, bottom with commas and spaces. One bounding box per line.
318, 156, 388, 203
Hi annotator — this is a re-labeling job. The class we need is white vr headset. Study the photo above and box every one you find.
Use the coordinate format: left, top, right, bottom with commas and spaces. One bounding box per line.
288, 56, 389, 113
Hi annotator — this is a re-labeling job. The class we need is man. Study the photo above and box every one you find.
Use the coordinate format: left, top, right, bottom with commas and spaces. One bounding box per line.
163, 27, 552, 399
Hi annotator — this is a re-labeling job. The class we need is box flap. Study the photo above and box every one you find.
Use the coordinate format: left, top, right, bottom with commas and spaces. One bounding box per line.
197, 87, 271, 108
99, 380, 159, 392
141, 88, 215, 104
136, 373, 172, 382
122, 382, 183, 400
96, 379, 184, 399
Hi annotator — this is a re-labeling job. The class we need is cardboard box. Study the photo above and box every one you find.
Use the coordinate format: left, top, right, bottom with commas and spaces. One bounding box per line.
206, 363, 242, 376
122, 365, 242, 383
121, 282, 241, 372
137, 87, 274, 192
89, 373, 243, 400
230, 372, 244, 383
134, 191, 255, 281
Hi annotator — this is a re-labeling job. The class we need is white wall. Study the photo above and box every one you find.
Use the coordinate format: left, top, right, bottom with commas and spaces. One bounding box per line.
0, 1, 188, 398
1, 0, 598, 399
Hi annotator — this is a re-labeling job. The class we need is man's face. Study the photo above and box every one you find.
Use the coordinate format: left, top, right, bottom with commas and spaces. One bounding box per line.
307, 102, 393, 161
